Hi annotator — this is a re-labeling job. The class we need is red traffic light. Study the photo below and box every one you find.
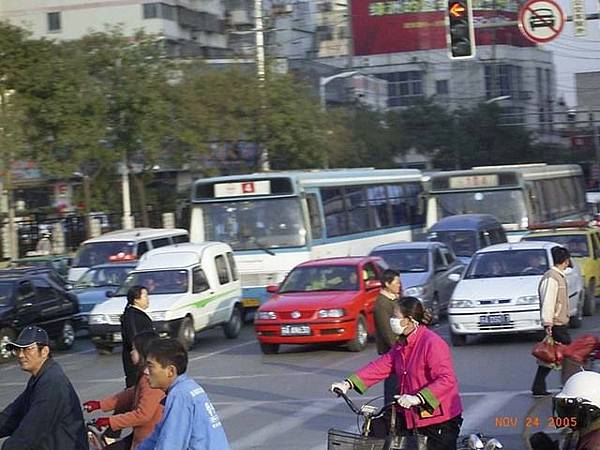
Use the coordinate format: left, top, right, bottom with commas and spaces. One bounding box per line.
449, 2, 466, 17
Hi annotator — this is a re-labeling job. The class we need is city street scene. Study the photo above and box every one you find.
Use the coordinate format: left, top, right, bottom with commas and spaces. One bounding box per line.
1, 0, 600, 449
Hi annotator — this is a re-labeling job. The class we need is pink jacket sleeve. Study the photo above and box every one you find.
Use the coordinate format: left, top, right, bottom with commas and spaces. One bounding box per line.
348, 350, 395, 394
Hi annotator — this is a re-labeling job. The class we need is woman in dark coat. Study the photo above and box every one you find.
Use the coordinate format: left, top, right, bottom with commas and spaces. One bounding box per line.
121, 285, 153, 387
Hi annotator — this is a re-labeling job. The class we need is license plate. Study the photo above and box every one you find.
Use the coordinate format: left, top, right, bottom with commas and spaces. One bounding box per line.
242, 298, 261, 308
113, 332, 123, 342
480, 314, 509, 326
281, 325, 311, 336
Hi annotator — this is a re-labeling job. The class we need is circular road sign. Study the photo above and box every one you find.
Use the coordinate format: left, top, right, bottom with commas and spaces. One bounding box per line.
518, 0, 565, 43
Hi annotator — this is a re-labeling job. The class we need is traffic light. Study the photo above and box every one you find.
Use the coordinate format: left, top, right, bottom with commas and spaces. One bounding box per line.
447, 0, 475, 59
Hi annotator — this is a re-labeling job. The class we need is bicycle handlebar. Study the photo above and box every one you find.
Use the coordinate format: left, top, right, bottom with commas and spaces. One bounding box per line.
332, 388, 395, 419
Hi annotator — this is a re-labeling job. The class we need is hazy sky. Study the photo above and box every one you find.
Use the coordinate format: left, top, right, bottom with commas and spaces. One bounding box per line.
544, 0, 600, 106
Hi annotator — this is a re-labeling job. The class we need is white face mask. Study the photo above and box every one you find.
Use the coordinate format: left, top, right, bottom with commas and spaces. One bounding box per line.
390, 317, 407, 335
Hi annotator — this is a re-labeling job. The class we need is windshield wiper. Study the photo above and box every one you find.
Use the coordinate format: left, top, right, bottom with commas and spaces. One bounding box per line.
250, 238, 275, 256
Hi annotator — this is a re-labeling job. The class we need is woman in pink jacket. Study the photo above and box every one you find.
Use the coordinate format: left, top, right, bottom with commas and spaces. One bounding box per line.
330, 297, 463, 450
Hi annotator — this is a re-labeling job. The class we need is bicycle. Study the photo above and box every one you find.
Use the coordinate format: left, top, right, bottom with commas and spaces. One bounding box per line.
86, 420, 110, 450
329, 389, 503, 450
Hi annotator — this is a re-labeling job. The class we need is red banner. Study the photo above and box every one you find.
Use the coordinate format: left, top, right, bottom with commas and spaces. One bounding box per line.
351, 0, 534, 55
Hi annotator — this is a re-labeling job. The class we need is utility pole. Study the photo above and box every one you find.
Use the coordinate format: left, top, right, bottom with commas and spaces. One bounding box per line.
0, 89, 17, 260
255, 0, 270, 171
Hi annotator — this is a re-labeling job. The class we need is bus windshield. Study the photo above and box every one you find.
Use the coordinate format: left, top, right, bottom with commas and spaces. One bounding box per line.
436, 189, 527, 224
202, 198, 307, 251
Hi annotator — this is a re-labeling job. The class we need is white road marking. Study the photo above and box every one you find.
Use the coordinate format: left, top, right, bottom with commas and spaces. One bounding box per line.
461, 392, 518, 434
232, 399, 340, 448
188, 340, 256, 362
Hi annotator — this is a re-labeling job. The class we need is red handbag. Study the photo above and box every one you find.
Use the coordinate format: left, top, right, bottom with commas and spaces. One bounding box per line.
563, 335, 600, 364
532, 336, 564, 364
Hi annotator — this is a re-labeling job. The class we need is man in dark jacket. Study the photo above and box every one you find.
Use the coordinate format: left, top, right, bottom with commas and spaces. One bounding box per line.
121, 285, 154, 387
0, 326, 87, 450
373, 269, 403, 405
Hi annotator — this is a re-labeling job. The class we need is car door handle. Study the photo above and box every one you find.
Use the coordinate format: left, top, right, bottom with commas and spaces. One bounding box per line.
20, 303, 33, 308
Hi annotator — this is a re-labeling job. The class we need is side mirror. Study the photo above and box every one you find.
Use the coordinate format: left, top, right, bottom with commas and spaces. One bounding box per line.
64, 283, 73, 291
266, 284, 279, 294
448, 273, 461, 282
106, 290, 115, 298
365, 280, 381, 290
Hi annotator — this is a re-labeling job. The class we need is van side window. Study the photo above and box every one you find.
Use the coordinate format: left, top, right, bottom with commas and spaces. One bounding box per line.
192, 267, 209, 293
32, 277, 57, 302
137, 241, 149, 256
215, 255, 230, 285
173, 234, 189, 244
306, 193, 324, 240
489, 228, 506, 245
226, 252, 238, 281
479, 232, 491, 247
434, 249, 446, 269
17, 281, 35, 303
151, 238, 171, 249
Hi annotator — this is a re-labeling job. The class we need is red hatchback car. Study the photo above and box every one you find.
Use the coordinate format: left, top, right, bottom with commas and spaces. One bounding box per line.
254, 257, 387, 354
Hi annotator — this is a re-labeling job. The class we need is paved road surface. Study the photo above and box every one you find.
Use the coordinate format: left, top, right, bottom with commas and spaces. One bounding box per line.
2, 314, 599, 449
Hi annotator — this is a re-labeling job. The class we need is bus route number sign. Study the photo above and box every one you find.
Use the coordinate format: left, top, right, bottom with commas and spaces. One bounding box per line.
214, 180, 272, 197
449, 174, 499, 189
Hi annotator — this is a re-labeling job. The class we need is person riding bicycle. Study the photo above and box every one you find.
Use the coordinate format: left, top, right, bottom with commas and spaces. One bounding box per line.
137, 338, 230, 450
83, 331, 164, 450
0, 326, 87, 449
330, 297, 463, 450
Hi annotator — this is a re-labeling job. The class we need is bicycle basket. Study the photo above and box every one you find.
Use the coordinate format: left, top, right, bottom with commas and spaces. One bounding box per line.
328, 428, 389, 450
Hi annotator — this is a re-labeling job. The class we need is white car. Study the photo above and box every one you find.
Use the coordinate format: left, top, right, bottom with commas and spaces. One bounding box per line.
448, 241, 585, 346
88, 242, 243, 353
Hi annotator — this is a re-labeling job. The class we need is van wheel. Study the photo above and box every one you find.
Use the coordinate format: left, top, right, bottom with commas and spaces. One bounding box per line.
584, 282, 596, 316
56, 321, 75, 350
260, 343, 279, 354
450, 331, 467, 347
224, 306, 242, 339
347, 315, 368, 352
177, 317, 195, 350
570, 292, 584, 329
0, 328, 16, 361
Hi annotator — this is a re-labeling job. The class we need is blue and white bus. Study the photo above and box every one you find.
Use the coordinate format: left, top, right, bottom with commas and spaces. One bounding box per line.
189, 169, 425, 309
426, 164, 587, 242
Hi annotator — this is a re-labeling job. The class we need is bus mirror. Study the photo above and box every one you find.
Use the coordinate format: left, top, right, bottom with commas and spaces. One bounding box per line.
418, 194, 427, 215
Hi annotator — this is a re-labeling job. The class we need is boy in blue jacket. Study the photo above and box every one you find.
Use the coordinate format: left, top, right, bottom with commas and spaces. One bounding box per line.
137, 338, 230, 450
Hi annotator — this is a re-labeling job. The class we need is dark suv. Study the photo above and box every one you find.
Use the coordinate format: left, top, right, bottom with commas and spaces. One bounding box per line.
0, 267, 80, 361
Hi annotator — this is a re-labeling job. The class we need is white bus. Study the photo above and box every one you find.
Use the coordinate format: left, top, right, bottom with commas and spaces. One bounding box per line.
426, 164, 588, 241
189, 169, 425, 310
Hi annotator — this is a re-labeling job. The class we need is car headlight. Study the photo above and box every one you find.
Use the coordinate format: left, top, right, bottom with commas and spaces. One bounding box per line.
405, 286, 426, 297
449, 299, 476, 308
257, 311, 277, 320
89, 314, 109, 325
517, 295, 539, 305
318, 309, 345, 318
150, 311, 168, 321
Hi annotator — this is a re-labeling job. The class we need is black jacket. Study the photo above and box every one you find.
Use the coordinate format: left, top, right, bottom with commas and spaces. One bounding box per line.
121, 305, 153, 387
0, 359, 87, 450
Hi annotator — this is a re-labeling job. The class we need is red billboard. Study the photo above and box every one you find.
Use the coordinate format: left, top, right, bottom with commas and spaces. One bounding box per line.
351, 0, 534, 55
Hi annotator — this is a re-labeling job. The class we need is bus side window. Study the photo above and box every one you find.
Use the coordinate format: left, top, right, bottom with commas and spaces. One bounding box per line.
306, 193, 324, 240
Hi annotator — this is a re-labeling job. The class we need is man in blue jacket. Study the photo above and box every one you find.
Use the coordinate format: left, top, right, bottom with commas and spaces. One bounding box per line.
0, 326, 87, 449
138, 338, 230, 450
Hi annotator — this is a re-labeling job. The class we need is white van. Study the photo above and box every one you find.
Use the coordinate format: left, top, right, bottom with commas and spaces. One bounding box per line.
88, 242, 243, 352
68, 228, 189, 282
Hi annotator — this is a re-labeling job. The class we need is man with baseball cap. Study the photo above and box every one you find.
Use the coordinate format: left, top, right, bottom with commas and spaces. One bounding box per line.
0, 326, 87, 449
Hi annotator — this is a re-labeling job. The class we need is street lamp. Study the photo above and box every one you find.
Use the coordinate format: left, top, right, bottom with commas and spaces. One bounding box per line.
319, 71, 358, 111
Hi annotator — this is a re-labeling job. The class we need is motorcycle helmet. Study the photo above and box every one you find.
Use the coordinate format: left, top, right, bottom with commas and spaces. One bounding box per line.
553, 371, 600, 430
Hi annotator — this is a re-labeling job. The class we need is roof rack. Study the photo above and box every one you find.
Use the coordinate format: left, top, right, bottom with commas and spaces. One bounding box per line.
528, 220, 590, 231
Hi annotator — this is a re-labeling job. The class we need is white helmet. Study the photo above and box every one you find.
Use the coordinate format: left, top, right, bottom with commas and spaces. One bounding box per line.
556, 371, 600, 409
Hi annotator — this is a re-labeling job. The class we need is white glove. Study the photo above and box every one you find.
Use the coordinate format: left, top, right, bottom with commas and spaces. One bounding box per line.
395, 394, 421, 409
330, 381, 350, 395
